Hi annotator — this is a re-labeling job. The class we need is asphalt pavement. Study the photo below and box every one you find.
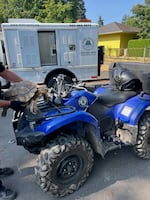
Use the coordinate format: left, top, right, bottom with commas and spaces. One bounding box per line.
1, 108, 150, 200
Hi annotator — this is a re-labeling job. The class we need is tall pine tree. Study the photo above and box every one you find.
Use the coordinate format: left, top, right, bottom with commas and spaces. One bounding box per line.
97, 16, 104, 27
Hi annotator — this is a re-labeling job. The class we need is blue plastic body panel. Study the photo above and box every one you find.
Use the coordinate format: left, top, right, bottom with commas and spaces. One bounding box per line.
34, 86, 150, 141
64, 90, 97, 110
94, 85, 111, 95
94, 86, 150, 125
112, 94, 150, 125
35, 110, 100, 137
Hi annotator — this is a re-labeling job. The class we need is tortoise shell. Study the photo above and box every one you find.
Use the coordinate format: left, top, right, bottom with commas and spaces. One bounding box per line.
4, 81, 38, 102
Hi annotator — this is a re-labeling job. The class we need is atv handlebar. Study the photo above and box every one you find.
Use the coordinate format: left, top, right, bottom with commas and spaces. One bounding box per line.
49, 74, 88, 104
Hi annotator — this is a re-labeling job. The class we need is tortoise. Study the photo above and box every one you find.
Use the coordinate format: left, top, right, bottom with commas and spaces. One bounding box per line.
2, 80, 48, 116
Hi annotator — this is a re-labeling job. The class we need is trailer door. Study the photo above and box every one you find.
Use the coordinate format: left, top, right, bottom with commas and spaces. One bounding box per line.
59, 30, 78, 66
18, 30, 40, 67
3, 30, 19, 68
38, 31, 57, 66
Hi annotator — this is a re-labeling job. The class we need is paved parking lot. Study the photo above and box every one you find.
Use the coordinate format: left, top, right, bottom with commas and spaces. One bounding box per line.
1, 109, 150, 200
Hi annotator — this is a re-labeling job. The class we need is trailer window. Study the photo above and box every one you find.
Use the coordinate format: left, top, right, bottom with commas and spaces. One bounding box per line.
69, 44, 76, 51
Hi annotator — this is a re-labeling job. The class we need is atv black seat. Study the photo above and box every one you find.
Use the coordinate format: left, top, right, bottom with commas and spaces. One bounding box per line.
97, 88, 137, 107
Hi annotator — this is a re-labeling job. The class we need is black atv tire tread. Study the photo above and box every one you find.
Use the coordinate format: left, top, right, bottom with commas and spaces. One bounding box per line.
34, 134, 94, 197
134, 111, 150, 159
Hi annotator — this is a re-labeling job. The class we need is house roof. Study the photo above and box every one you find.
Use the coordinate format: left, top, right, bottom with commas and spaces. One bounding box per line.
99, 22, 140, 35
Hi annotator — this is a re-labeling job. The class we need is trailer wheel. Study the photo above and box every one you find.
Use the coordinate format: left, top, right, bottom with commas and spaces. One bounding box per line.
134, 111, 150, 159
34, 134, 94, 197
47, 74, 72, 89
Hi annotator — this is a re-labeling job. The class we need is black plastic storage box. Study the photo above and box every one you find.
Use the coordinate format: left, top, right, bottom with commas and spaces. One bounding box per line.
142, 72, 150, 94
109, 62, 150, 87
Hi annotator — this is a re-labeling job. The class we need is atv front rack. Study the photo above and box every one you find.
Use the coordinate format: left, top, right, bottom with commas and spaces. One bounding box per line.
24, 101, 76, 122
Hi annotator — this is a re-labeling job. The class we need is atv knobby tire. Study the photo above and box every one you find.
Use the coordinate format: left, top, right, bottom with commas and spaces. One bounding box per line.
35, 134, 94, 197
134, 111, 150, 159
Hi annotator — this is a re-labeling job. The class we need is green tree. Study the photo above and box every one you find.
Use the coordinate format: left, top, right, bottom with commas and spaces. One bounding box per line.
76, 0, 86, 19
0, 0, 44, 23
122, 14, 136, 26
122, 0, 150, 38
39, 0, 86, 23
97, 16, 104, 27
41, 0, 73, 23
0, 0, 86, 23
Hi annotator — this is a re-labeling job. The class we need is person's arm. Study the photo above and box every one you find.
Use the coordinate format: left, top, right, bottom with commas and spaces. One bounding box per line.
0, 99, 10, 108
0, 69, 23, 83
0, 99, 26, 112
0, 62, 23, 83
0, 63, 24, 111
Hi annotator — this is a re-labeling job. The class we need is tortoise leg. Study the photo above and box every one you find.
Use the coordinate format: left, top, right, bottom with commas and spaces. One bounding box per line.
30, 100, 37, 114
43, 93, 49, 101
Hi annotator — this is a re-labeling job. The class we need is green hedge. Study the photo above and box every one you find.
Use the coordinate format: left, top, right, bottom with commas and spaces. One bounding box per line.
128, 39, 150, 57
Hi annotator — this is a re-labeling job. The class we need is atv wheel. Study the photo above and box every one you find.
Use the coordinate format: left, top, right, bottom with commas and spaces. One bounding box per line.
35, 134, 94, 197
134, 111, 150, 159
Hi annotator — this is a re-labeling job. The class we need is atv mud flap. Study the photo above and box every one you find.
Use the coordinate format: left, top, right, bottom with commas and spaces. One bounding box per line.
15, 126, 45, 146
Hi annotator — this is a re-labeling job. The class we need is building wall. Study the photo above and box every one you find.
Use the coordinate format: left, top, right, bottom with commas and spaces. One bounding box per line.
98, 33, 121, 56
120, 33, 138, 49
98, 32, 138, 56
98, 33, 120, 48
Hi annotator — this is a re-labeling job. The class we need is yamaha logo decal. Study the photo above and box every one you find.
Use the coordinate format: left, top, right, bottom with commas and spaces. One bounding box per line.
78, 96, 88, 107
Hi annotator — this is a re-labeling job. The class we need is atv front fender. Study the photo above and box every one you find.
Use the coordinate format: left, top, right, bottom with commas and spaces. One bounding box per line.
35, 111, 100, 137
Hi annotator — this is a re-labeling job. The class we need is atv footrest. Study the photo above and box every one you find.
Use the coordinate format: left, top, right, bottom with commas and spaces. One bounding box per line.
102, 140, 121, 155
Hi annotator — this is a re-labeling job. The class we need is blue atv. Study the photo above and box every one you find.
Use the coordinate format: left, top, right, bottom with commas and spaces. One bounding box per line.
12, 64, 150, 197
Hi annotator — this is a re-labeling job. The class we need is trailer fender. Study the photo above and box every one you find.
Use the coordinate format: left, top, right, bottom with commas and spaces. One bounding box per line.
44, 68, 77, 86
